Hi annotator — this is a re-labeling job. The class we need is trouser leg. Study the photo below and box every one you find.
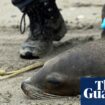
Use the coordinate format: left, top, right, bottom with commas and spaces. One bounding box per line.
11, 0, 33, 11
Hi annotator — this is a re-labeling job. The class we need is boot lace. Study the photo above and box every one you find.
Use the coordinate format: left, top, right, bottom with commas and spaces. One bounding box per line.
20, 12, 26, 34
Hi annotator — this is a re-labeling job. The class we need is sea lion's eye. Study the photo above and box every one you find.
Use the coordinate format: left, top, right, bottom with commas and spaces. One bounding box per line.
46, 72, 63, 86
47, 78, 61, 85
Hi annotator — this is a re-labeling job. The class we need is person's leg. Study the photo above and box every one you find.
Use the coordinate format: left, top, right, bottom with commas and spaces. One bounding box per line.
12, 0, 67, 59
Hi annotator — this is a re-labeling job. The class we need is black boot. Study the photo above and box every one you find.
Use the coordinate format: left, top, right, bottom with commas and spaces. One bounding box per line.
37, 0, 67, 41
13, 0, 67, 59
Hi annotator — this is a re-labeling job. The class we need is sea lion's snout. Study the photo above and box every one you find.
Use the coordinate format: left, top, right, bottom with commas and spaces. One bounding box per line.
21, 76, 61, 99
21, 77, 42, 99
21, 77, 35, 98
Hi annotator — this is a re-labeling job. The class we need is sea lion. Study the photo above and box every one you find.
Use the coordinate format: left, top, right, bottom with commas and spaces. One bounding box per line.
21, 39, 105, 99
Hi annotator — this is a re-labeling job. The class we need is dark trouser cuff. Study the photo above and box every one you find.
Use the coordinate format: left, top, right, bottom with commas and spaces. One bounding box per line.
11, 0, 33, 12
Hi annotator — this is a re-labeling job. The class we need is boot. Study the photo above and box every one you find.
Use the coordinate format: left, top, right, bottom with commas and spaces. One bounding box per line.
13, 0, 67, 59
37, 0, 67, 41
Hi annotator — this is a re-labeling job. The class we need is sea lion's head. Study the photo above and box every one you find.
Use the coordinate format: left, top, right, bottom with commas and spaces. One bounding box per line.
21, 57, 80, 99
